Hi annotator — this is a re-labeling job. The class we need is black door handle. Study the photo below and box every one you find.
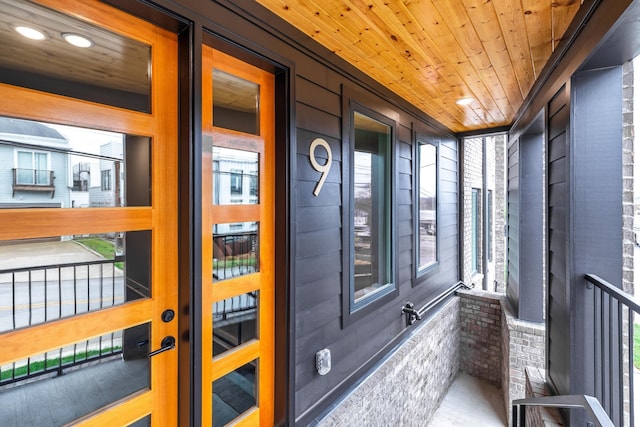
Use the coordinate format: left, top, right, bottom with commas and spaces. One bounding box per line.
147, 336, 176, 357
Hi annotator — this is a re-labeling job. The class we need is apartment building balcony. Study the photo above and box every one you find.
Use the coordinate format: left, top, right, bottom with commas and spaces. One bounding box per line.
12, 168, 55, 198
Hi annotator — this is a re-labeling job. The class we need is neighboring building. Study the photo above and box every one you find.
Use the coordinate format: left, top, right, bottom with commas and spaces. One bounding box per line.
0, 117, 71, 208
461, 134, 506, 293
70, 161, 99, 208
89, 141, 123, 207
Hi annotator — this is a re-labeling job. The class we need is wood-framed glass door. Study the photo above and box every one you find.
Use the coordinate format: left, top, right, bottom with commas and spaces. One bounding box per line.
0, 0, 178, 425
201, 46, 275, 426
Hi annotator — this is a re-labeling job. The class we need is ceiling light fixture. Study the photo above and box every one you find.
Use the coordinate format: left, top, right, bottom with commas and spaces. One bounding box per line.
15, 26, 46, 40
62, 33, 94, 48
456, 97, 474, 106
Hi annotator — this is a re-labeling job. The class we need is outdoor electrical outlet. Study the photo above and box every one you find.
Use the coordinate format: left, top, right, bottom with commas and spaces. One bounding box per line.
316, 348, 331, 375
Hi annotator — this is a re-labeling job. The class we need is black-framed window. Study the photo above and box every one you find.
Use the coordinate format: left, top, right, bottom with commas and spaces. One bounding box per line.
471, 187, 481, 273
487, 189, 493, 263
230, 169, 243, 195
416, 140, 438, 275
101, 169, 112, 191
346, 107, 395, 316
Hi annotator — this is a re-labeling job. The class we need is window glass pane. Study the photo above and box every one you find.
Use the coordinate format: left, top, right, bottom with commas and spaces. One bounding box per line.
213, 291, 258, 357
418, 143, 437, 271
0, 231, 151, 333
212, 360, 257, 427
213, 222, 259, 282
0, 0, 151, 112
352, 111, 392, 307
128, 415, 151, 427
488, 189, 493, 262
0, 116, 151, 208
213, 70, 259, 135
212, 147, 259, 205
0, 324, 150, 427
472, 188, 480, 273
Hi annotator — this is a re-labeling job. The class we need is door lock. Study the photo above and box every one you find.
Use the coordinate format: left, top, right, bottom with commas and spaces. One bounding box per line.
161, 309, 175, 323
147, 336, 176, 357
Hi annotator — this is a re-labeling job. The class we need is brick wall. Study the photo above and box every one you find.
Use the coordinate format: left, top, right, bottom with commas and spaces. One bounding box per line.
462, 136, 504, 291
458, 289, 502, 386
316, 290, 547, 425
524, 367, 564, 427
458, 288, 546, 421
622, 59, 634, 296
315, 299, 460, 426
494, 134, 507, 293
501, 302, 545, 421
622, 59, 634, 426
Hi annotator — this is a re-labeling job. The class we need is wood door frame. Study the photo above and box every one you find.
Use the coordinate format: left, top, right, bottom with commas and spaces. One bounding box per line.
201, 45, 276, 427
0, 0, 179, 424
191, 34, 293, 426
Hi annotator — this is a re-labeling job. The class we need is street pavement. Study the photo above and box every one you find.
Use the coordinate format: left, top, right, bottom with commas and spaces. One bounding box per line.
0, 240, 124, 332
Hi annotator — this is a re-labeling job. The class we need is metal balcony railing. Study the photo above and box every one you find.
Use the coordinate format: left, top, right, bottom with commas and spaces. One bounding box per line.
511, 275, 638, 426
213, 231, 258, 281
584, 274, 639, 426
0, 258, 124, 387
11, 168, 55, 197
213, 292, 257, 320
512, 394, 614, 427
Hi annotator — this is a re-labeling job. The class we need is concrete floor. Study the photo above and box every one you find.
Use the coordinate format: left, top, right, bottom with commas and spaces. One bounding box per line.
429, 372, 508, 426
0, 358, 149, 427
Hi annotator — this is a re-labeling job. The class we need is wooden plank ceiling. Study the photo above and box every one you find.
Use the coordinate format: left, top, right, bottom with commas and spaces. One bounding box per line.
256, 0, 583, 133
0, 0, 149, 95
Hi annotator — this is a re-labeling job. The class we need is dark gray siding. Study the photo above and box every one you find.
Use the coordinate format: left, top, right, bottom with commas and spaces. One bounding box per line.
293, 78, 458, 422
546, 85, 570, 396
569, 67, 623, 414
506, 141, 520, 308
506, 130, 543, 322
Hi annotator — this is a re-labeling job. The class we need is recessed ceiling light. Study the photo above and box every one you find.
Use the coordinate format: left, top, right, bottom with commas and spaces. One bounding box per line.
62, 33, 94, 48
15, 26, 46, 40
456, 97, 474, 106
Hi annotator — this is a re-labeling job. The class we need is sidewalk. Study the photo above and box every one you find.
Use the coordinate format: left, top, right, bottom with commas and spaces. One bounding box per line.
0, 240, 104, 270
0, 240, 122, 283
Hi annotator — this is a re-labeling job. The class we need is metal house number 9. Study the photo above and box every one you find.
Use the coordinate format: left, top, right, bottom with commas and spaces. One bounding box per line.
309, 138, 332, 196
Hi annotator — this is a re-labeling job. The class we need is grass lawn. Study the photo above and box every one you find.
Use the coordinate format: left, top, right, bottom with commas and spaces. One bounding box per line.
75, 237, 123, 269
633, 323, 640, 369
1, 347, 121, 382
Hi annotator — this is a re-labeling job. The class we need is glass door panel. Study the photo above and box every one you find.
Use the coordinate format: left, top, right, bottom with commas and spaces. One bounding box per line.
0, 0, 178, 425
202, 45, 275, 427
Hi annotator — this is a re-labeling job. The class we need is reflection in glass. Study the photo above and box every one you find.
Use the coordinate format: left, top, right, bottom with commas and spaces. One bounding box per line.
0, 0, 151, 112
352, 111, 392, 306
0, 231, 151, 333
213, 70, 259, 135
212, 147, 259, 205
213, 360, 257, 427
213, 292, 258, 357
0, 325, 150, 427
418, 143, 437, 271
213, 222, 259, 282
129, 416, 151, 427
0, 117, 151, 208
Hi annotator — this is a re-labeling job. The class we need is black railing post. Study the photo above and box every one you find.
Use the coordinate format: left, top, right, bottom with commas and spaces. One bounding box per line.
584, 274, 640, 427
